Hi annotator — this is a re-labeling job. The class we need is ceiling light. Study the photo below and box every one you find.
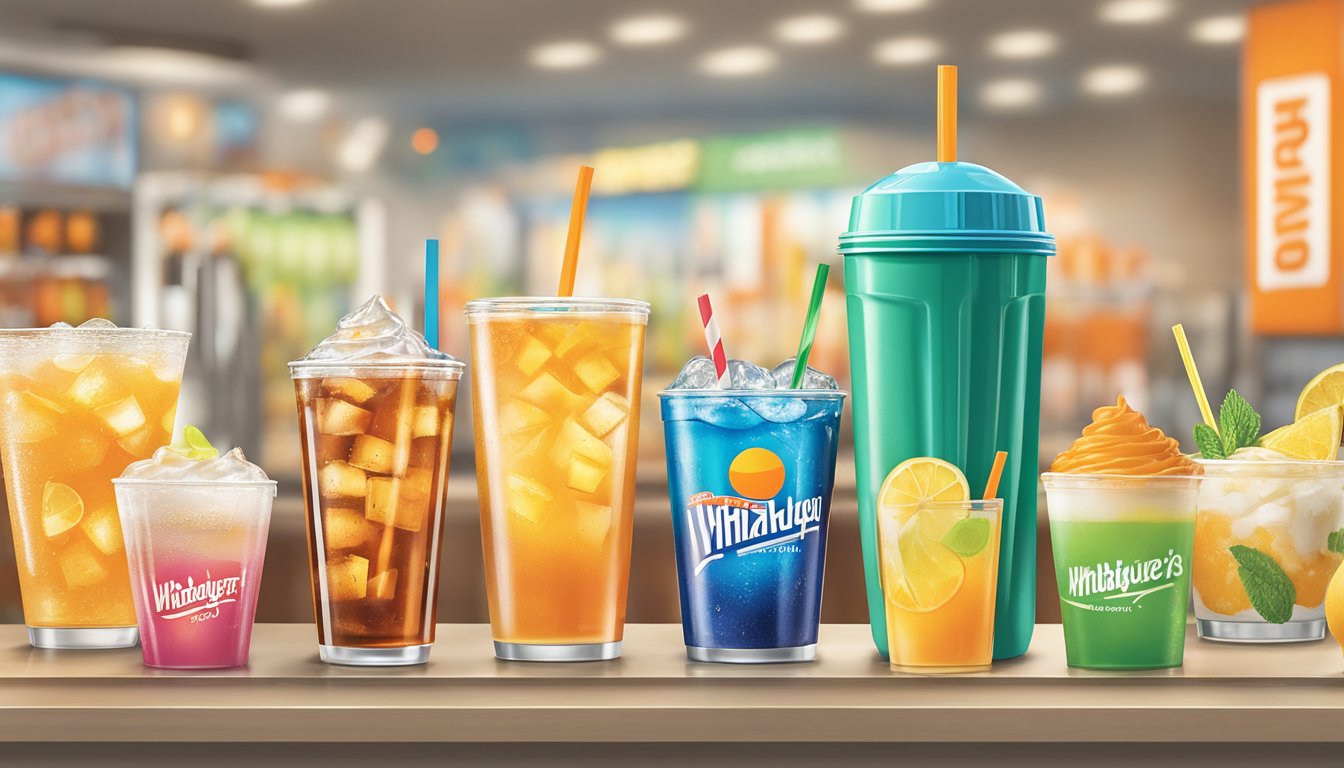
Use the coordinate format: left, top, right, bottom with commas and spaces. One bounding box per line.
873, 36, 941, 66
411, 128, 439, 155
250, 0, 314, 7
1191, 15, 1245, 44
854, 0, 928, 13
987, 29, 1058, 59
530, 41, 602, 70
981, 78, 1043, 110
1100, 0, 1171, 25
610, 15, 686, 45
277, 89, 330, 121
775, 15, 845, 45
699, 46, 776, 77
1082, 65, 1147, 96
338, 117, 389, 173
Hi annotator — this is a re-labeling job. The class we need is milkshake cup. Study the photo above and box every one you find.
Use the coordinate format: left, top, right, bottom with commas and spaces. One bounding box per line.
1042, 397, 1202, 669
115, 432, 275, 669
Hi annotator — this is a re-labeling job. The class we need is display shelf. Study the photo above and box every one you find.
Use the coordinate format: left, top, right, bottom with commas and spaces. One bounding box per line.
0, 623, 1341, 747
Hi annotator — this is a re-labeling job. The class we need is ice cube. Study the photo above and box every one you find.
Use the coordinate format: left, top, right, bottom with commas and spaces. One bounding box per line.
319, 461, 368, 499
412, 406, 441, 438
327, 554, 369, 601
500, 399, 548, 433
726, 359, 772, 390
117, 425, 160, 457
575, 501, 612, 546
365, 476, 428, 533
573, 352, 621, 394
503, 429, 550, 462
668, 356, 720, 390
748, 397, 808, 423
514, 334, 553, 376
5, 390, 64, 443
579, 392, 629, 437
315, 433, 354, 462
60, 543, 106, 588
81, 505, 123, 556
402, 466, 434, 500
553, 325, 598, 359
95, 396, 146, 437
566, 456, 608, 494
368, 568, 398, 600
68, 432, 110, 471
699, 398, 764, 429
505, 473, 551, 524
161, 405, 177, 435
66, 364, 122, 409
322, 377, 377, 405
52, 354, 93, 374
77, 318, 117, 329
410, 436, 440, 468
769, 358, 838, 390
550, 418, 614, 468
348, 434, 397, 475
322, 506, 375, 550
316, 398, 373, 436
519, 372, 584, 414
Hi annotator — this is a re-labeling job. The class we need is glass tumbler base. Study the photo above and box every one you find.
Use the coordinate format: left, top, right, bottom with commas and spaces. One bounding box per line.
494, 640, 621, 662
687, 644, 816, 664
1197, 618, 1326, 643
890, 662, 991, 675
28, 626, 139, 650
319, 643, 432, 666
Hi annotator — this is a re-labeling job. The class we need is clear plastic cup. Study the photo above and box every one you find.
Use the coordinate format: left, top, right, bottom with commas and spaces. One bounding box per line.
115, 476, 276, 669
1192, 459, 1344, 642
879, 499, 1003, 674
1042, 473, 1201, 669
0, 325, 189, 649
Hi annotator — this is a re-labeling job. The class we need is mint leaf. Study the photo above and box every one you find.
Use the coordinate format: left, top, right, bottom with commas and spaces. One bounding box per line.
1194, 423, 1226, 460
1229, 545, 1295, 624
1218, 390, 1262, 454
169, 425, 219, 461
1329, 528, 1344, 554
942, 517, 991, 557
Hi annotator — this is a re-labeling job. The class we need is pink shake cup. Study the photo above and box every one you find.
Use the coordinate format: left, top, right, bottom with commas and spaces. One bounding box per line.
114, 437, 275, 669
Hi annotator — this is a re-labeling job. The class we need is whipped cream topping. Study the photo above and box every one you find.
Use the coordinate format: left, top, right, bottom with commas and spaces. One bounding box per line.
121, 446, 270, 483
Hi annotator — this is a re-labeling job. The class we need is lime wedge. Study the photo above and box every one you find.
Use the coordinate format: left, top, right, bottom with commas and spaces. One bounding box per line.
942, 517, 991, 558
170, 425, 219, 461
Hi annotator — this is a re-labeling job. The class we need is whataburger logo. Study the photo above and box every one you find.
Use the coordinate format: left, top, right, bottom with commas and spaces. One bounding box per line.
683, 491, 824, 575
153, 571, 242, 621
1256, 72, 1330, 291
1062, 550, 1184, 613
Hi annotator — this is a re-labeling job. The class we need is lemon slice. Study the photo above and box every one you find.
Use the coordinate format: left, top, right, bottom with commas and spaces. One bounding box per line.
1262, 405, 1343, 461
878, 458, 971, 613
1296, 364, 1344, 421
41, 481, 84, 538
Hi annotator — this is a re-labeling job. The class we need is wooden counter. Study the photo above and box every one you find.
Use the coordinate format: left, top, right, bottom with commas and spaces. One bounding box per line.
0, 623, 1342, 765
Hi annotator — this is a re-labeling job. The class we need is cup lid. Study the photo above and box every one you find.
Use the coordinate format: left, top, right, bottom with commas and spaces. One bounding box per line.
838, 161, 1056, 256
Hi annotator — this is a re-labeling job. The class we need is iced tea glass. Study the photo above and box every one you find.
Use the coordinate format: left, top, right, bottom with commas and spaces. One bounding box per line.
291, 359, 463, 666
466, 298, 648, 661
0, 325, 189, 649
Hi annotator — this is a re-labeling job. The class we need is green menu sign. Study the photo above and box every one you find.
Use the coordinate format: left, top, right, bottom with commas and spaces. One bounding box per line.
696, 128, 851, 192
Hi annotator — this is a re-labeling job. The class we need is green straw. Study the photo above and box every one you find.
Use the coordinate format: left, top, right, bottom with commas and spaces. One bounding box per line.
790, 263, 830, 389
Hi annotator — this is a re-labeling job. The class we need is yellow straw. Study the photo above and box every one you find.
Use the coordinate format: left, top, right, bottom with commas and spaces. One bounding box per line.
937, 65, 958, 163
1172, 323, 1217, 432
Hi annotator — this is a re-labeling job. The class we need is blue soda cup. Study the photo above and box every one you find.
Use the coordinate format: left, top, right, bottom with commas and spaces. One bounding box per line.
660, 380, 844, 663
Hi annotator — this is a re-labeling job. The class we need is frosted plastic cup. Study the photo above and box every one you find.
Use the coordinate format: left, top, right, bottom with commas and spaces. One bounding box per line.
115, 476, 276, 669
1042, 474, 1201, 670
0, 326, 189, 649
1192, 460, 1344, 643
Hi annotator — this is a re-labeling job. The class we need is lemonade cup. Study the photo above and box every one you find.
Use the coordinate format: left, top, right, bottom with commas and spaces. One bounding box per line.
1192, 459, 1344, 643
1043, 473, 1200, 670
0, 325, 189, 649
879, 498, 1003, 674
467, 297, 648, 662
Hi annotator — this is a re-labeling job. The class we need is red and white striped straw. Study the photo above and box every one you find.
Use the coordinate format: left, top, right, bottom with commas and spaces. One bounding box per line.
697, 292, 731, 388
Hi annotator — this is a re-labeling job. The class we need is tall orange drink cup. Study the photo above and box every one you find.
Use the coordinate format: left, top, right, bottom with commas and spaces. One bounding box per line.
0, 321, 189, 649
467, 298, 648, 661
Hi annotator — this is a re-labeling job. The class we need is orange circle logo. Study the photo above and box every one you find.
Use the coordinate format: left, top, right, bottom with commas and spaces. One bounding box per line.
728, 447, 786, 500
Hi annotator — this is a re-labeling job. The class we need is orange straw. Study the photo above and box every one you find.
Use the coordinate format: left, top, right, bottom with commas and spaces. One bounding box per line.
937, 64, 958, 163
983, 450, 1008, 499
557, 165, 595, 297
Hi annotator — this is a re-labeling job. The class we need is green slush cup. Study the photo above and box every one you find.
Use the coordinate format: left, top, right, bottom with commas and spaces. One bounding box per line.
840, 154, 1054, 661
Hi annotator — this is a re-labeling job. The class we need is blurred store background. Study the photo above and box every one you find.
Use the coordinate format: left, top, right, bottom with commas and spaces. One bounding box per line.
0, 0, 1315, 627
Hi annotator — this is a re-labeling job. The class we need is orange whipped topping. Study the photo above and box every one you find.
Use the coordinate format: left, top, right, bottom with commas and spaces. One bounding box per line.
1049, 396, 1199, 476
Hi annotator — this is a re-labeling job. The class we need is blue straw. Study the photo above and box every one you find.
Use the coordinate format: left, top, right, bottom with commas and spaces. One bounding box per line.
425, 239, 440, 349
